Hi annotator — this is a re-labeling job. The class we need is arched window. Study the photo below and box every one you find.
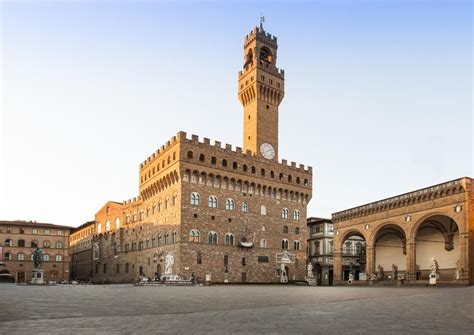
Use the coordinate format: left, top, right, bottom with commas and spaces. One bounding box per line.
260, 239, 267, 248
190, 192, 201, 206
31, 240, 38, 248
224, 233, 234, 246
208, 232, 218, 245
281, 239, 289, 250
132, 212, 137, 222
281, 208, 289, 219
261, 168, 265, 176
232, 162, 238, 169
125, 214, 130, 224
165, 198, 169, 209
294, 227, 300, 235
172, 231, 177, 243
251, 166, 256, 174
5, 252, 12, 260
211, 156, 217, 165
283, 226, 289, 233
55, 241, 63, 249
43, 240, 51, 248
97, 223, 102, 233
138, 241, 144, 250
199, 154, 205, 162
243, 164, 248, 172
5, 239, 12, 247
208, 195, 218, 208
293, 210, 301, 221
105, 220, 111, 231
241, 202, 249, 213
187, 151, 193, 159
293, 240, 301, 250
17, 253, 25, 261
139, 210, 144, 221
270, 171, 275, 178
164, 233, 169, 244
260, 205, 267, 216
225, 198, 235, 210
115, 217, 120, 229
157, 235, 162, 246
296, 177, 300, 184
18, 239, 25, 247
55, 255, 62, 262
173, 193, 178, 205
222, 159, 228, 167
288, 175, 292, 182
189, 229, 200, 242
43, 254, 50, 262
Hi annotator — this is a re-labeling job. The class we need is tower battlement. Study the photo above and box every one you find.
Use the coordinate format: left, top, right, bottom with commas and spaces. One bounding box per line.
244, 26, 278, 48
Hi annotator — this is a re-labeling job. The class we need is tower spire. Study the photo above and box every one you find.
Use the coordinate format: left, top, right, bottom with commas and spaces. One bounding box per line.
260, 13, 265, 30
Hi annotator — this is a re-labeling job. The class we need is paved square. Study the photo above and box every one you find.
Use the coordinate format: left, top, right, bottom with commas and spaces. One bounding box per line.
0, 284, 473, 334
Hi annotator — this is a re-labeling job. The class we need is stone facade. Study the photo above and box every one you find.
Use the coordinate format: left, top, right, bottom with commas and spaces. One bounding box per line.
71, 24, 313, 284
69, 221, 95, 282
332, 177, 473, 285
0, 220, 71, 283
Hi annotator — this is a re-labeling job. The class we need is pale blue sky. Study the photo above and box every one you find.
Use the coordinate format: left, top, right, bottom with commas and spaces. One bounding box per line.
1, 0, 472, 227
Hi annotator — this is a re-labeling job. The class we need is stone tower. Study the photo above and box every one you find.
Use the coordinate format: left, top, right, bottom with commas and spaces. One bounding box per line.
238, 25, 285, 161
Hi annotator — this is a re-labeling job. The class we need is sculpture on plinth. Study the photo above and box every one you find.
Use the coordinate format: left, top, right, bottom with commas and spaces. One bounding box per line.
376, 264, 384, 280
305, 262, 316, 286
165, 254, 174, 275
430, 256, 439, 279
391, 264, 398, 280
31, 247, 44, 284
280, 263, 288, 283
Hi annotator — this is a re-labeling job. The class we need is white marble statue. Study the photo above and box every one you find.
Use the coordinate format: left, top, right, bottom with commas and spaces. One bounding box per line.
280, 263, 288, 283
165, 254, 174, 275
306, 263, 314, 278
456, 260, 462, 280
430, 256, 439, 279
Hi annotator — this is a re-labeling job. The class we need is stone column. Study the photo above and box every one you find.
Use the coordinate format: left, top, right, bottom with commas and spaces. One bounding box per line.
366, 245, 375, 277
406, 239, 416, 281
333, 249, 342, 284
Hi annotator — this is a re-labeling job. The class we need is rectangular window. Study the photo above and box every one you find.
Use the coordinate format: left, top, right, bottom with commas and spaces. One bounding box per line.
258, 256, 269, 263
45, 229, 50, 235
242, 257, 246, 266
125, 263, 129, 273
103, 263, 107, 273
116, 264, 120, 273
32, 228, 38, 235
19, 228, 25, 234
57, 230, 62, 236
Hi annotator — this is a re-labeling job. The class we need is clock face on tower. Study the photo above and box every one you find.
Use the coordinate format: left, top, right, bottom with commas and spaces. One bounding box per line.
260, 143, 275, 160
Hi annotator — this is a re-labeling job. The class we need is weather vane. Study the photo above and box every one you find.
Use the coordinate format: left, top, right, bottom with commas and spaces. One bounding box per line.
260, 13, 265, 29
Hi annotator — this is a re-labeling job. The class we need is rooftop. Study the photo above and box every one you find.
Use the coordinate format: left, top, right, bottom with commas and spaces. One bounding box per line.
0, 220, 73, 230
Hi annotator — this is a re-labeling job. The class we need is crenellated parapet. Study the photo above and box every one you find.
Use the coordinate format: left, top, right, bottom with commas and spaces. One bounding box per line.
332, 178, 468, 223
180, 131, 312, 176
244, 26, 278, 49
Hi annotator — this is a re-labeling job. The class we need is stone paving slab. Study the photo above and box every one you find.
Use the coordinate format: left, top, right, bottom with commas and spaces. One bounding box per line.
0, 284, 472, 334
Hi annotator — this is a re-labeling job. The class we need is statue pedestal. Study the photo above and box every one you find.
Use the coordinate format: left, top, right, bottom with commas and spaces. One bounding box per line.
305, 276, 317, 286
31, 269, 44, 285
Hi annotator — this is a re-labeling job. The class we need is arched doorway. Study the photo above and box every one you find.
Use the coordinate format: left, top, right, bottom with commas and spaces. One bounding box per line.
374, 224, 406, 279
156, 264, 161, 276
340, 233, 366, 281
415, 215, 459, 280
